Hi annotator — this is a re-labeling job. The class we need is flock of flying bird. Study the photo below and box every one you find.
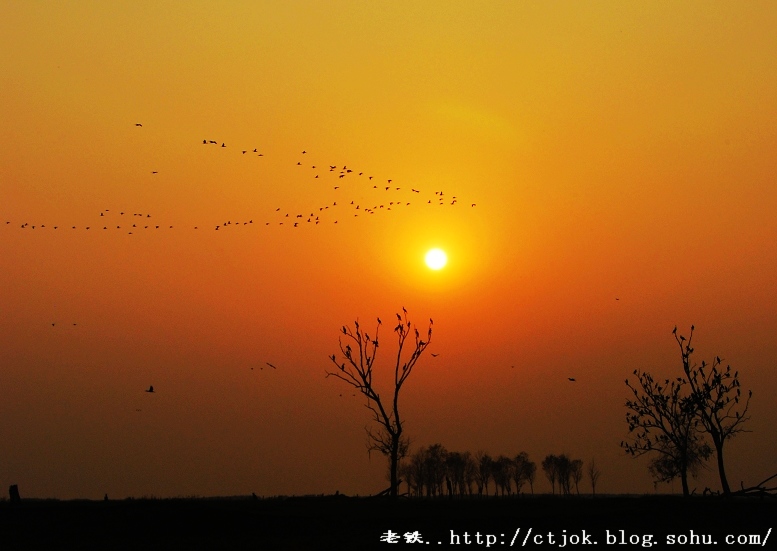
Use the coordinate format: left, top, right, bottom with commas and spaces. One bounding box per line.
3, 123, 477, 234
15, 123, 478, 396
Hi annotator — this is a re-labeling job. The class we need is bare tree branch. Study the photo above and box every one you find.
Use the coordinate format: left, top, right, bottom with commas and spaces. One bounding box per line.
326, 309, 433, 498
674, 326, 752, 495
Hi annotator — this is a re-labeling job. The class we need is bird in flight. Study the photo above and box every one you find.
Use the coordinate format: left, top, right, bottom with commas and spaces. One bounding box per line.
568, 378, 576, 382
266, 362, 277, 369
145, 386, 155, 393
430, 353, 439, 357
135, 123, 142, 127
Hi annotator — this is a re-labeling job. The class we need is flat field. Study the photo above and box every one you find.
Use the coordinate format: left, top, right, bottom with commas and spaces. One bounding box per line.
1, 495, 774, 549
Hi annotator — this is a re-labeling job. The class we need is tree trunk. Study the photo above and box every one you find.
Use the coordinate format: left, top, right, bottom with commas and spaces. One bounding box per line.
680, 470, 689, 497
389, 437, 399, 498
714, 439, 731, 495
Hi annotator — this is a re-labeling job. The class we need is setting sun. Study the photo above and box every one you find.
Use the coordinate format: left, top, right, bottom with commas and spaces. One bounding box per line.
425, 248, 448, 270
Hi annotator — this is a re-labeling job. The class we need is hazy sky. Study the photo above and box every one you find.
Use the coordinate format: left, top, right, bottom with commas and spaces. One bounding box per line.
2, 1, 776, 499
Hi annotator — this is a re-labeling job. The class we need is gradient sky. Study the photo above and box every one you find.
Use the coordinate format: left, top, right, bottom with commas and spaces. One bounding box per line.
1, 1, 776, 499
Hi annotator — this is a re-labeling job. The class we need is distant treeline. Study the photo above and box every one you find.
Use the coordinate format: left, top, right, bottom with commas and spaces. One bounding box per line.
399, 444, 600, 498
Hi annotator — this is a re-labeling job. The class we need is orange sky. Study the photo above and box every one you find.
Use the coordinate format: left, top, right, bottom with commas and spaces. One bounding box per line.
1, 1, 776, 499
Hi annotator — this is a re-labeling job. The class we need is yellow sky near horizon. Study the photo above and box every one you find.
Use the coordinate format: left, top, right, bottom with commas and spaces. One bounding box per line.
1, 1, 776, 499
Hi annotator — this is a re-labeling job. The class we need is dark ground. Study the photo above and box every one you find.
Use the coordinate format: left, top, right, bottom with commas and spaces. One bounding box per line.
1, 494, 774, 550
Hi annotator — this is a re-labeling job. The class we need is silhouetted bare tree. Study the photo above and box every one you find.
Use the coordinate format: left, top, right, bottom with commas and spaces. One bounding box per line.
445, 451, 468, 496
474, 451, 493, 496
557, 455, 573, 495
512, 452, 536, 496
423, 443, 448, 497
622, 367, 711, 496
542, 455, 559, 495
674, 326, 752, 495
587, 458, 601, 496
570, 458, 584, 495
404, 447, 426, 497
492, 456, 513, 496
327, 310, 432, 498
525, 458, 537, 494
463, 452, 477, 496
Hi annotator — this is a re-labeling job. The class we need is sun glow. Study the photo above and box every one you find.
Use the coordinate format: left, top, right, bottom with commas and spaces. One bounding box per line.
425, 248, 448, 270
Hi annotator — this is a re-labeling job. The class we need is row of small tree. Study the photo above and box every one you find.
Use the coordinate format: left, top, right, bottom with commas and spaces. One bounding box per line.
398, 445, 601, 498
